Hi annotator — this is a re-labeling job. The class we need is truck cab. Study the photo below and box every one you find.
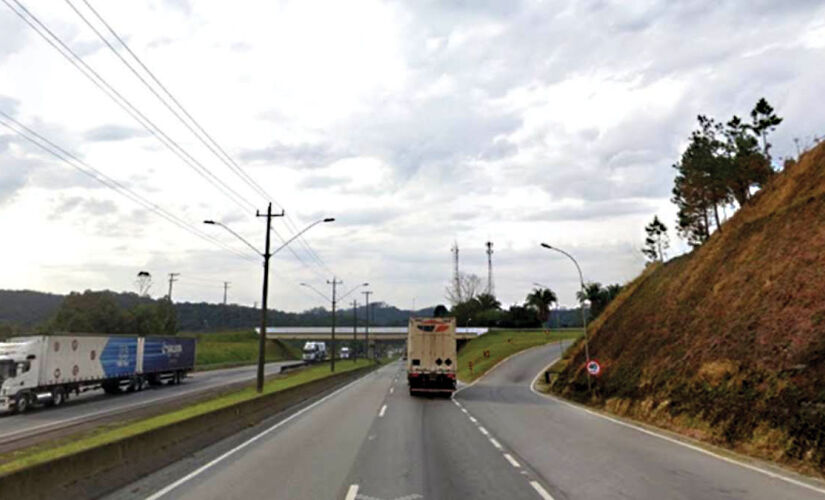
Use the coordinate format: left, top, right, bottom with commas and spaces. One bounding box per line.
302, 341, 327, 363
0, 340, 42, 412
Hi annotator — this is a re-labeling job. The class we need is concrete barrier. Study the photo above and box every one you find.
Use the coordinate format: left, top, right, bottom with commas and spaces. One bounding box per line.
0, 364, 378, 499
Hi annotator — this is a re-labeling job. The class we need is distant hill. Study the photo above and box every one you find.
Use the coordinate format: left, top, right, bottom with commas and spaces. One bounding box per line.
0, 290, 64, 327
0, 289, 436, 332
551, 142, 825, 472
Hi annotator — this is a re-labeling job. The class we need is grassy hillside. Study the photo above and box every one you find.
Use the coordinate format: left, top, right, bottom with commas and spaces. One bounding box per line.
548, 142, 825, 474
182, 330, 300, 369
458, 329, 582, 383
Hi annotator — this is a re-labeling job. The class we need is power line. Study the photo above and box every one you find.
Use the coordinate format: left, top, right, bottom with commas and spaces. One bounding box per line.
0, 111, 258, 263
67, 0, 271, 202
3, 0, 256, 214
65, 0, 337, 279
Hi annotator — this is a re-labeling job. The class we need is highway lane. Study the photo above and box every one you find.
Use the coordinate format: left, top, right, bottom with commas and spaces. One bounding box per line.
456, 343, 825, 500
0, 361, 295, 446
107, 361, 550, 500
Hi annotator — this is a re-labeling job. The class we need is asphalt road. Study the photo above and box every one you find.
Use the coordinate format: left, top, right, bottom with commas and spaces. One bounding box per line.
456, 344, 825, 500
0, 361, 295, 447
104, 347, 825, 500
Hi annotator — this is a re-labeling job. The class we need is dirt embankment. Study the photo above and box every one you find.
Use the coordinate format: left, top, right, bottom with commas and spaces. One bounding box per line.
550, 142, 825, 475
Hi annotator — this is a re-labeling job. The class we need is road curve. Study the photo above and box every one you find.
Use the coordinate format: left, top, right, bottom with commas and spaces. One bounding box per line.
0, 361, 295, 449
455, 343, 825, 500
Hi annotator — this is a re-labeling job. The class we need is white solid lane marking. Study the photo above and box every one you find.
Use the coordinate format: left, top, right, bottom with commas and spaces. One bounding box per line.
529, 360, 825, 497
344, 484, 359, 500
504, 453, 521, 468
379, 404, 387, 417
530, 481, 555, 500
143, 372, 377, 500
478, 426, 489, 436
489, 438, 502, 450
468, 416, 477, 423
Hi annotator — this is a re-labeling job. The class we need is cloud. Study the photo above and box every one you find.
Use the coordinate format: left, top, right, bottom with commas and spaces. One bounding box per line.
240, 141, 345, 168
297, 175, 351, 189
83, 125, 148, 142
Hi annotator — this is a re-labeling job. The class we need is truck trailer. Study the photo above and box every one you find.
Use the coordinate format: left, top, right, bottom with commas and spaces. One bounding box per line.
407, 317, 457, 396
0, 335, 196, 413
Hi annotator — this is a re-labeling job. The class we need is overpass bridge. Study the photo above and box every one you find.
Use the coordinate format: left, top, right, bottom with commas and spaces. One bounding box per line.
260, 326, 487, 341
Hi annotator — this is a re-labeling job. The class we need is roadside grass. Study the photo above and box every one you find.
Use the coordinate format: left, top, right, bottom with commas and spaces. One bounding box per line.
0, 359, 374, 475
181, 330, 300, 370
457, 329, 583, 383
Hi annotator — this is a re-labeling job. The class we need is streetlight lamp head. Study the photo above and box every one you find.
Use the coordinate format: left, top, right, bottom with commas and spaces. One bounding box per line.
204, 220, 216, 225
299, 283, 308, 286
540, 243, 552, 249
362, 282, 369, 286
323, 217, 335, 223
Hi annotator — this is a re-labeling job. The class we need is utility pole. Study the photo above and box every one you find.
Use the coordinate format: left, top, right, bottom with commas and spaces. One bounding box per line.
362, 290, 372, 360
167, 273, 180, 301
256, 202, 285, 392
352, 299, 358, 362
223, 281, 231, 305
486, 241, 494, 295
327, 277, 342, 372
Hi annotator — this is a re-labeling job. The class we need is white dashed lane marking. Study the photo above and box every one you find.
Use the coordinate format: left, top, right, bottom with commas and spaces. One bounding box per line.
530, 481, 555, 500
378, 404, 387, 418
504, 453, 521, 468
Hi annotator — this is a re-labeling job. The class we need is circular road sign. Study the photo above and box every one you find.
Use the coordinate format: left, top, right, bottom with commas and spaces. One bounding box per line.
586, 360, 601, 376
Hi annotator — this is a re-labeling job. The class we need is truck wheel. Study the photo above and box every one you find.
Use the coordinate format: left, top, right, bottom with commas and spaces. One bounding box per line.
15, 393, 31, 413
52, 387, 66, 407
102, 380, 122, 395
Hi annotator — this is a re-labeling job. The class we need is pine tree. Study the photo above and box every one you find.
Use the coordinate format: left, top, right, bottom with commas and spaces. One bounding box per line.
642, 215, 669, 262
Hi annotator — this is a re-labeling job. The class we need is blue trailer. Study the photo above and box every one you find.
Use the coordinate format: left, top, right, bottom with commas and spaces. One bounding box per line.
0, 335, 197, 413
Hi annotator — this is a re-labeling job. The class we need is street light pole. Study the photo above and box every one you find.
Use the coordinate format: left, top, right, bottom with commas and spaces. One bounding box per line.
362, 290, 372, 360
204, 211, 335, 393
352, 299, 358, 362
540, 243, 592, 394
255, 203, 282, 393
327, 277, 342, 372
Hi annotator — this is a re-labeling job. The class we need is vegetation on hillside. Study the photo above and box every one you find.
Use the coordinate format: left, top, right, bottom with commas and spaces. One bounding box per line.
457, 329, 582, 383
671, 98, 782, 247
551, 140, 825, 473
181, 330, 299, 368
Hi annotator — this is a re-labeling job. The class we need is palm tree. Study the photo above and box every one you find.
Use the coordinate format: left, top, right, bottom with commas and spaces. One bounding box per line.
475, 293, 501, 311
525, 288, 557, 324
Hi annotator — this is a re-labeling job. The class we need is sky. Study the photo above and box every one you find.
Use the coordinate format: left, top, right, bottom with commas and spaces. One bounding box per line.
1, 0, 824, 312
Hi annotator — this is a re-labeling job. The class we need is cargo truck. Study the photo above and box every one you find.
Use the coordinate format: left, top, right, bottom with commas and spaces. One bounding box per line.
0, 335, 196, 413
301, 341, 327, 363
407, 317, 457, 396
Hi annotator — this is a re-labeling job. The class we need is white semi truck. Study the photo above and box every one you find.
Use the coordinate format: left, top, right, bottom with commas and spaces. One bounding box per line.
301, 341, 327, 363
0, 335, 196, 413
407, 317, 457, 395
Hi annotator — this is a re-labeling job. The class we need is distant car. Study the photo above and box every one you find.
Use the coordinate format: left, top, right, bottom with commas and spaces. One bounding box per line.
340, 347, 351, 359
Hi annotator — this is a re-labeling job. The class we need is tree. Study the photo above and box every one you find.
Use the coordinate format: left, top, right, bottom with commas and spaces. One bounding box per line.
475, 293, 501, 311
576, 282, 623, 320
525, 288, 557, 324
642, 216, 669, 262
445, 272, 483, 305
671, 100, 782, 248
433, 304, 449, 317
135, 271, 152, 297
749, 97, 783, 158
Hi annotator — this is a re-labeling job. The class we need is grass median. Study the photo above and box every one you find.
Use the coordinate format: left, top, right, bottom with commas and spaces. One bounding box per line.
457, 329, 583, 383
0, 358, 374, 475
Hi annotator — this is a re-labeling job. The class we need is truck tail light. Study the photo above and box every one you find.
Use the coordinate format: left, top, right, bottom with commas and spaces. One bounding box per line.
446, 373, 456, 379
409, 372, 420, 377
